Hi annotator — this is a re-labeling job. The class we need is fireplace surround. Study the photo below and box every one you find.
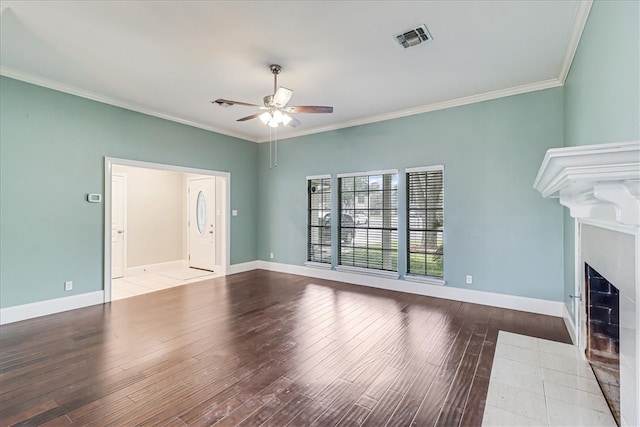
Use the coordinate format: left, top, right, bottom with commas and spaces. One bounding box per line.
535, 141, 639, 426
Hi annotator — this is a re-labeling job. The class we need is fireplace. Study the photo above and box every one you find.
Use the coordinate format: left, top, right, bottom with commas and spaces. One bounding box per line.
534, 141, 639, 427
586, 264, 620, 425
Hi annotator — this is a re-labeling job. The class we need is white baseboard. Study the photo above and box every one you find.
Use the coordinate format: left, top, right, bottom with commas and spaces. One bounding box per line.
256, 261, 565, 318
125, 259, 187, 276
227, 261, 260, 275
0, 261, 566, 325
563, 303, 578, 345
0, 291, 104, 325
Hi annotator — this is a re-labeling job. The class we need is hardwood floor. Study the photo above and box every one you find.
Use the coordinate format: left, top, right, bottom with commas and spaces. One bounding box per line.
0, 270, 571, 426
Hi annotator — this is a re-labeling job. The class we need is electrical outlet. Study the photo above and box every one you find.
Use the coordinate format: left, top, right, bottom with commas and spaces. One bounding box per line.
465, 275, 473, 284
64, 281, 73, 291
270, 252, 274, 259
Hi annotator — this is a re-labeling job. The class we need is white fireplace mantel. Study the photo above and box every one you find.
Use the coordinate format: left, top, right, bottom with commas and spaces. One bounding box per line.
535, 141, 640, 426
534, 141, 640, 225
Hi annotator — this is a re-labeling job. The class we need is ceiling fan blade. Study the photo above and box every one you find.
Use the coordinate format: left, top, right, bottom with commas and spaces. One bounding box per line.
236, 113, 262, 122
286, 106, 333, 114
272, 87, 293, 107
213, 99, 260, 108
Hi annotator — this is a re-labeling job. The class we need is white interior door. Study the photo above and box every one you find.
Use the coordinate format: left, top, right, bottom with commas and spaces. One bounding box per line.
188, 177, 215, 271
111, 174, 126, 278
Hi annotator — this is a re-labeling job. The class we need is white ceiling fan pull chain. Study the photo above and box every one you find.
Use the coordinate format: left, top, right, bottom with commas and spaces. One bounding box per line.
269, 128, 273, 169
274, 128, 278, 168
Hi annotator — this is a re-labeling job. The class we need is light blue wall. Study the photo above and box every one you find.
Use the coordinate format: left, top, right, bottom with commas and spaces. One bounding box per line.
562, 0, 640, 317
565, 0, 640, 148
258, 88, 565, 301
0, 76, 258, 308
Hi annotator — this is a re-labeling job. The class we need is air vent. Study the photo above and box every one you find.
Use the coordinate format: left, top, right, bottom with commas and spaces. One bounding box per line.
395, 24, 433, 49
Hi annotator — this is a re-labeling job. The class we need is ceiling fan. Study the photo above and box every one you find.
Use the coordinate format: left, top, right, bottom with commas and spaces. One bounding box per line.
213, 64, 333, 128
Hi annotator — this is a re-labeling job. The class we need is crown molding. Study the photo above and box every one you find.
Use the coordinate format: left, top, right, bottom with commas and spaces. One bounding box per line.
0, 67, 261, 143
259, 78, 563, 143
558, 0, 593, 84
2, 68, 566, 146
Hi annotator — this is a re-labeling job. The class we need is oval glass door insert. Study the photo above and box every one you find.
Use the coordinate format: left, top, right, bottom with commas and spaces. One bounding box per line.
196, 191, 206, 234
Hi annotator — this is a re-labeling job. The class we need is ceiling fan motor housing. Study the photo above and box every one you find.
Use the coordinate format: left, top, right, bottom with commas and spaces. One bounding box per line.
270, 64, 282, 75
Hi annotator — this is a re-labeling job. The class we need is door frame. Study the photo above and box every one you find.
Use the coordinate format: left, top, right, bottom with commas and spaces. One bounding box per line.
104, 157, 230, 303
111, 172, 128, 279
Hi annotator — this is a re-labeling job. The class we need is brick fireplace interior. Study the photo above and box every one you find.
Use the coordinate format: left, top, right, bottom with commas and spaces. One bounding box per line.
586, 264, 620, 425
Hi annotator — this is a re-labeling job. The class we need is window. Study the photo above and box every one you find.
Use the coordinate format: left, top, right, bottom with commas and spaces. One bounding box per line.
307, 176, 331, 264
407, 166, 444, 277
338, 171, 398, 272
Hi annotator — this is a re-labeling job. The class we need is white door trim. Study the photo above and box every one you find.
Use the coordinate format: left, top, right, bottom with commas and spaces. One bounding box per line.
111, 173, 127, 279
104, 157, 230, 303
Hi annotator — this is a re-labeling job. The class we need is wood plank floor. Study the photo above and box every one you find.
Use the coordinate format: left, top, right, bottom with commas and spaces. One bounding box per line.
0, 270, 571, 426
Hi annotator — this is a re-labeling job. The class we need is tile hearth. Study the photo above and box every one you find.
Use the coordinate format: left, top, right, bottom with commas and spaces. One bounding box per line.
482, 331, 616, 427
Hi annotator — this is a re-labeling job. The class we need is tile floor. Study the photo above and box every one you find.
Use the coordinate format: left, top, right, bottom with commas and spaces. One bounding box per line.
112, 267, 221, 301
482, 331, 617, 427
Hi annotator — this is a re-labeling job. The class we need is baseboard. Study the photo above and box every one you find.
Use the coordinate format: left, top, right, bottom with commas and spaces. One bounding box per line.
0, 291, 104, 325
227, 261, 260, 275
563, 303, 578, 345
256, 261, 565, 318
0, 261, 565, 325
125, 259, 187, 276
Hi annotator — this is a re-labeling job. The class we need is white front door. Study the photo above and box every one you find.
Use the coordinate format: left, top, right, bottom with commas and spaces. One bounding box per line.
188, 177, 215, 271
111, 174, 126, 279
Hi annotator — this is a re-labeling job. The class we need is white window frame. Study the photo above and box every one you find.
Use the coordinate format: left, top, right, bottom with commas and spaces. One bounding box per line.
405, 165, 445, 285
336, 169, 399, 277
306, 174, 332, 269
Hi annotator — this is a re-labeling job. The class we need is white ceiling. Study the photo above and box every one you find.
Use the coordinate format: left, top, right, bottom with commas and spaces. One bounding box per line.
0, 1, 590, 143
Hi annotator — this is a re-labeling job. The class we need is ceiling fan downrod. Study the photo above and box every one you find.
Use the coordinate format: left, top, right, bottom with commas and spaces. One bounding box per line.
270, 64, 282, 95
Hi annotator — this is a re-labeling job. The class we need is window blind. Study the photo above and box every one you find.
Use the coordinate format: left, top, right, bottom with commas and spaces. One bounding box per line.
338, 172, 398, 272
407, 167, 444, 277
307, 177, 332, 264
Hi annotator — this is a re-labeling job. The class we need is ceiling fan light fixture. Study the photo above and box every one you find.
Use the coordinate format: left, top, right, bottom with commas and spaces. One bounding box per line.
259, 111, 272, 124
260, 110, 292, 127
272, 110, 284, 122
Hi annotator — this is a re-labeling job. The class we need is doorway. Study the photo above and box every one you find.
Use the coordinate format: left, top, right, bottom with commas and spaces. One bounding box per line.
104, 158, 230, 302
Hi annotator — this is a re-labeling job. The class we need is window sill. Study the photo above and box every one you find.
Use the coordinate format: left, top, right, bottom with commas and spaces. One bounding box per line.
304, 261, 332, 270
403, 274, 446, 286
335, 265, 399, 280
